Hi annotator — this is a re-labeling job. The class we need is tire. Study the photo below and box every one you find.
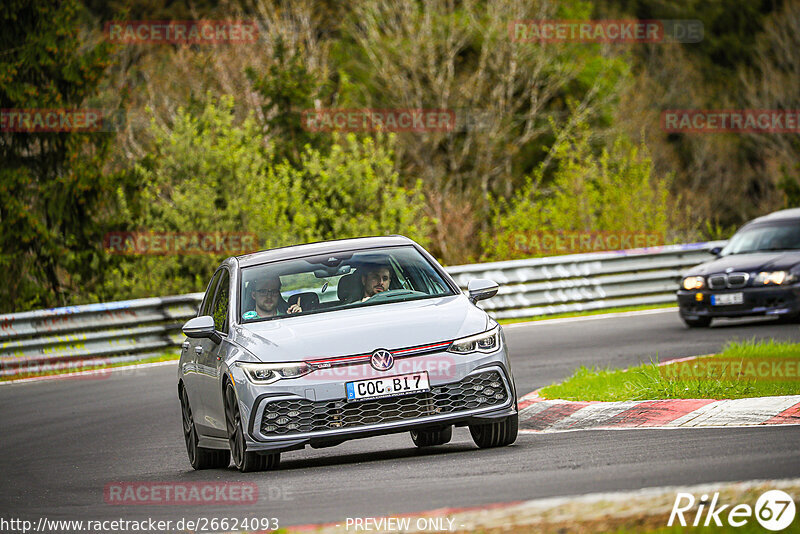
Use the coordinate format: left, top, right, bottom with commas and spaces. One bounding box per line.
410, 425, 453, 447
180, 387, 230, 470
469, 413, 518, 449
224, 383, 280, 472
681, 315, 712, 328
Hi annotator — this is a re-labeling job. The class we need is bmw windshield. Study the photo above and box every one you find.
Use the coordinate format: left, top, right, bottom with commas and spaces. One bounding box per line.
239, 245, 457, 322
720, 221, 800, 255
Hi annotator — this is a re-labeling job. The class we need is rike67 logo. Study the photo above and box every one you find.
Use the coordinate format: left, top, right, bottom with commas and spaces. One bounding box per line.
669, 490, 796, 531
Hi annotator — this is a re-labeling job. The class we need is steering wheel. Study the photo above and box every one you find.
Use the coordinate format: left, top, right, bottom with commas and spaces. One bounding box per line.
364, 289, 426, 303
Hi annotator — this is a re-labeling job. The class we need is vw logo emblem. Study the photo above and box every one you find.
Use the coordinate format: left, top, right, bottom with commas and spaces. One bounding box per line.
370, 349, 394, 371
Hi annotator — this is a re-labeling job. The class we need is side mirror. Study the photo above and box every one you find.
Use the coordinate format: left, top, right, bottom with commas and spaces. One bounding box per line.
467, 279, 499, 304
182, 315, 222, 344
709, 246, 722, 257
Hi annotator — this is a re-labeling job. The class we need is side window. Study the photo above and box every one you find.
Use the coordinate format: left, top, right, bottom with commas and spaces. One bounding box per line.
200, 271, 222, 317
211, 269, 231, 334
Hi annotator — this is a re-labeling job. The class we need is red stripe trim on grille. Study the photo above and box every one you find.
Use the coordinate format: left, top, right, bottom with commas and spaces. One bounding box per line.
393, 341, 451, 355
307, 341, 452, 365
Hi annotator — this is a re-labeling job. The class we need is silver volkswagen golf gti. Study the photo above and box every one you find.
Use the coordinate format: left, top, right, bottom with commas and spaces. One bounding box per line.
178, 236, 518, 472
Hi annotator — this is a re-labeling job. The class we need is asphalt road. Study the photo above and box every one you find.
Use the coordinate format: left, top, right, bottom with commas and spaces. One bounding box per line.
1, 309, 799, 529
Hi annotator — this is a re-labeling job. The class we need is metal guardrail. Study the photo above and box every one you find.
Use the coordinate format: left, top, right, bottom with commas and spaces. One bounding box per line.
0, 241, 725, 377
0, 295, 203, 377
448, 241, 727, 320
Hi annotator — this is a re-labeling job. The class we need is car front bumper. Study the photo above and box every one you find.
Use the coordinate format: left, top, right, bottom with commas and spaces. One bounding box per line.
230, 346, 517, 453
677, 284, 800, 319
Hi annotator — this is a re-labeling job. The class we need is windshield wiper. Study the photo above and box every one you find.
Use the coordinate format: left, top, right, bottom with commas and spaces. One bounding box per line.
726, 248, 800, 254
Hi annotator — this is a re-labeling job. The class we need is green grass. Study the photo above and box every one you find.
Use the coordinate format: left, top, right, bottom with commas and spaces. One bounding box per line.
2, 351, 180, 382
497, 304, 676, 325
539, 339, 800, 401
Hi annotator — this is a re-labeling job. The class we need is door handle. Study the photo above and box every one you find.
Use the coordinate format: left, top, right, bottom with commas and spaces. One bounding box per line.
195, 346, 203, 355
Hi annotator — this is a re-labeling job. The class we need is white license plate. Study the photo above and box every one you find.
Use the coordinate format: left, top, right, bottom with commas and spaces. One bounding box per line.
345, 372, 430, 402
711, 292, 744, 306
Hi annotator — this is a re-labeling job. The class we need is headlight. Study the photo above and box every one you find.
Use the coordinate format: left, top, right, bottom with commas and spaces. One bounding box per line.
755, 271, 794, 285
237, 362, 312, 384
682, 276, 705, 290
448, 325, 500, 354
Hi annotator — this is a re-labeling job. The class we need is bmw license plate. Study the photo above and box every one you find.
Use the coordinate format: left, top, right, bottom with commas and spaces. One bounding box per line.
345, 372, 430, 402
711, 292, 744, 306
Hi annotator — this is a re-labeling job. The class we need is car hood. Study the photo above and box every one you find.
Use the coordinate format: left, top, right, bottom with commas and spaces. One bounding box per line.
231, 294, 489, 362
687, 251, 800, 275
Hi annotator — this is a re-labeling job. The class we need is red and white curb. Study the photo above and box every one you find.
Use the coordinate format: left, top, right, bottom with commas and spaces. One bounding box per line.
517, 392, 800, 432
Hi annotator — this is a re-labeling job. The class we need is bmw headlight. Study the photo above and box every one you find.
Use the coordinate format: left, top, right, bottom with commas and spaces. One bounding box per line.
237, 362, 312, 384
682, 276, 705, 290
448, 325, 500, 354
754, 271, 795, 285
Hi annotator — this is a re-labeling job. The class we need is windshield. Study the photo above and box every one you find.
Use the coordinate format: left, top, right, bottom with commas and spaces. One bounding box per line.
239, 245, 456, 322
721, 221, 800, 255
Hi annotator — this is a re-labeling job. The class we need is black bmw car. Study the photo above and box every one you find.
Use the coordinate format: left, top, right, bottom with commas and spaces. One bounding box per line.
677, 208, 800, 327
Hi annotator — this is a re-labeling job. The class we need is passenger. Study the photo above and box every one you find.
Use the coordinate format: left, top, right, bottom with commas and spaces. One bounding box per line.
360, 263, 392, 302
242, 275, 302, 319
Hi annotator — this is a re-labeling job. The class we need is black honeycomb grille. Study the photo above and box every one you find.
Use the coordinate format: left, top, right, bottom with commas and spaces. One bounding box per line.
260, 370, 508, 436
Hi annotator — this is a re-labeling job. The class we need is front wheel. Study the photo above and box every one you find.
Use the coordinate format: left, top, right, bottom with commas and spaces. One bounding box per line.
469, 413, 518, 449
180, 387, 230, 470
410, 425, 453, 447
681, 315, 712, 328
224, 383, 280, 472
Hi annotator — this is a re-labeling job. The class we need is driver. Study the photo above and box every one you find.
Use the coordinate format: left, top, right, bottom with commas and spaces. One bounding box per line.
243, 275, 302, 319
360, 263, 392, 301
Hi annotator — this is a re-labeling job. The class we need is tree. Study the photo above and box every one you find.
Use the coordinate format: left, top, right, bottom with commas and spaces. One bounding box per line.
99, 96, 429, 300
281, 133, 430, 244
0, 0, 115, 312
484, 116, 672, 260
341, 0, 629, 262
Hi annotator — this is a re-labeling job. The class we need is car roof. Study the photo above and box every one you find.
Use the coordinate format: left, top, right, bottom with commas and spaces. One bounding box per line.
236, 235, 418, 268
746, 208, 800, 226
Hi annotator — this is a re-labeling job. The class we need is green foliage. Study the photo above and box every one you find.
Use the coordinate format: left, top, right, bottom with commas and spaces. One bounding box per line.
0, 0, 115, 312
484, 117, 671, 260
777, 165, 800, 209
97, 95, 289, 299
285, 133, 430, 244
2, 0, 795, 312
